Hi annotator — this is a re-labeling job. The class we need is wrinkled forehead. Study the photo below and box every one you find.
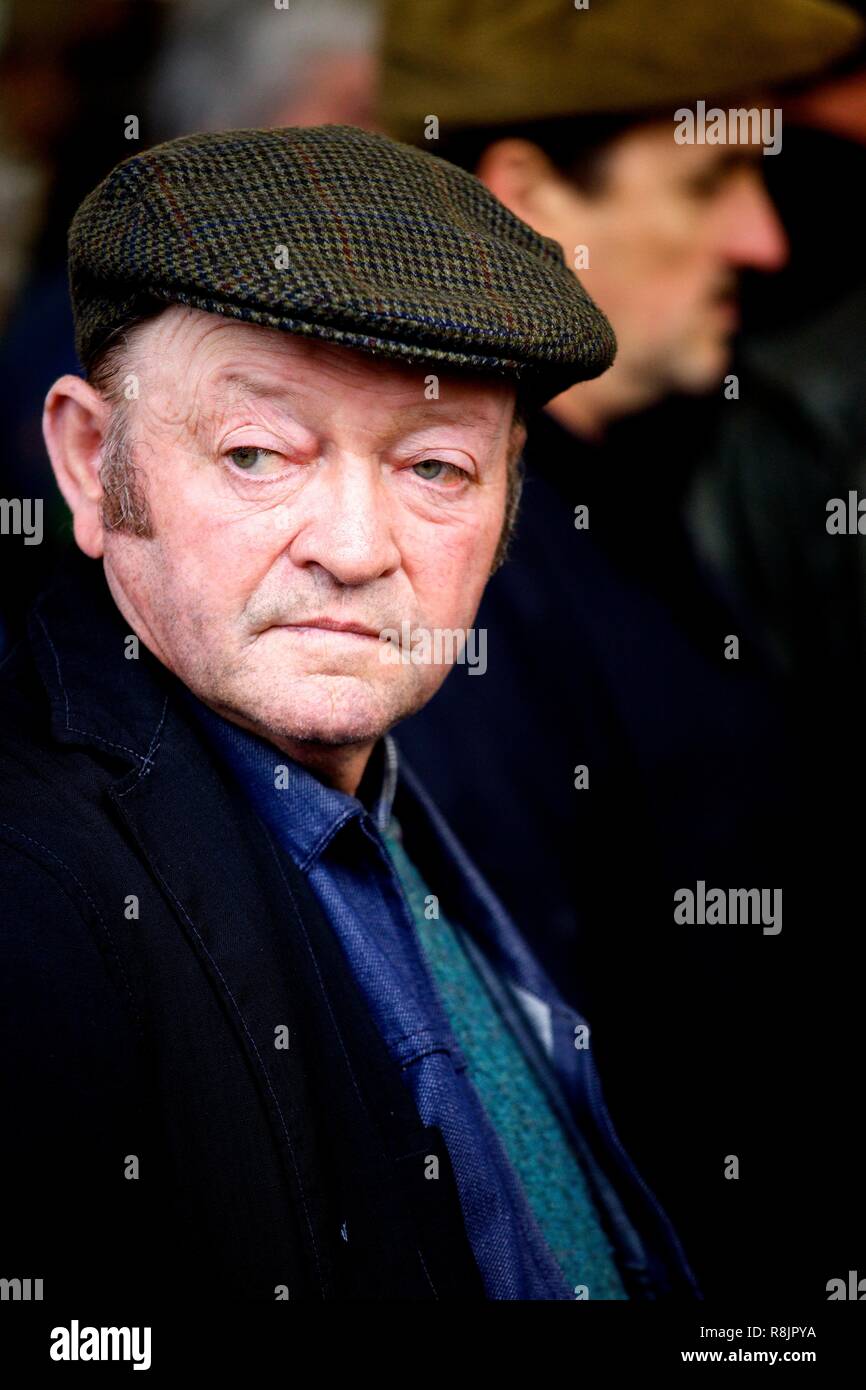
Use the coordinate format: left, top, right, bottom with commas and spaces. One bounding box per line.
129, 305, 519, 437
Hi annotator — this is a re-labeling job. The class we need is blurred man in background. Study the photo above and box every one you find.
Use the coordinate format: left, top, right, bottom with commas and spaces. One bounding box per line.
147, 0, 378, 140
702, 34, 866, 694
379, 0, 864, 1297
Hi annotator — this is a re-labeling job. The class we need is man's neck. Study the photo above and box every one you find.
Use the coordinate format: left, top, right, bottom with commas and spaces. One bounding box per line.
238, 724, 379, 797
545, 362, 656, 442
188, 692, 377, 797
546, 379, 611, 442
273, 738, 376, 797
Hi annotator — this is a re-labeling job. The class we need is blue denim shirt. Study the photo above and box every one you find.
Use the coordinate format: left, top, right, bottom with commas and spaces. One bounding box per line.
183, 692, 699, 1300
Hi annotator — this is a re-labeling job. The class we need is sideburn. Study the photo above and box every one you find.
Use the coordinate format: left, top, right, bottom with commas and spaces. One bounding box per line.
99, 407, 155, 539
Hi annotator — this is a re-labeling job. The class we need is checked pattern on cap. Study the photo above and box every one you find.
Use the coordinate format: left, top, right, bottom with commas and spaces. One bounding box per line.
68, 124, 616, 402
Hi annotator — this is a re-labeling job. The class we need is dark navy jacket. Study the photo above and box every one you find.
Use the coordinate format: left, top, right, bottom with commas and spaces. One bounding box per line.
0, 545, 698, 1303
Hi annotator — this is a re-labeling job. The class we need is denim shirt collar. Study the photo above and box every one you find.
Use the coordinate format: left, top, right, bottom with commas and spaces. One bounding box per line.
179, 687, 399, 871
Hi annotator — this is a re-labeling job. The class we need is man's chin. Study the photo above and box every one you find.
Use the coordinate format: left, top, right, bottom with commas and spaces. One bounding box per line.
235, 674, 417, 750
672, 338, 732, 396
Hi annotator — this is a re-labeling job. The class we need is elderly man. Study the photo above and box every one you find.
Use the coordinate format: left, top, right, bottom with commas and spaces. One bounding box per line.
379, 0, 865, 1299
0, 126, 697, 1304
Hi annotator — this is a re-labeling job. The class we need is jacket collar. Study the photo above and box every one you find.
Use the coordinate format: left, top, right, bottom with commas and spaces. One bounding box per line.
28, 542, 176, 769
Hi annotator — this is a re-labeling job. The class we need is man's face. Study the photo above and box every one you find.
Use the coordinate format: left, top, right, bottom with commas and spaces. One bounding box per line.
541, 119, 789, 403
95, 306, 517, 750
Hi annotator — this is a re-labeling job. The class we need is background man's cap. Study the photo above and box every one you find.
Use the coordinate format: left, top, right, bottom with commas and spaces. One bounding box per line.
378, 0, 865, 140
68, 124, 615, 406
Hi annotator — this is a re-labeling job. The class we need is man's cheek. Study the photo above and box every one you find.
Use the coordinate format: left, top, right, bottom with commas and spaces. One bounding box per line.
168, 509, 258, 593
412, 535, 477, 618
466, 504, 508, 585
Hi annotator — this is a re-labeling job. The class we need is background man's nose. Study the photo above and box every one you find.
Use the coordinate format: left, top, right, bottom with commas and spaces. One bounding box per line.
290, 461, 402, 586
719, 170, 790, 272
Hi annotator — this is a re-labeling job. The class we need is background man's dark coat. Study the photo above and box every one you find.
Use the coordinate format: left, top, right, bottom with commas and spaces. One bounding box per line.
397, 400, 864, 1300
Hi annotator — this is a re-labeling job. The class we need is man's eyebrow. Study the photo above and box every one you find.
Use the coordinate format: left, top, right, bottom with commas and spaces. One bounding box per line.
207, 369, 508, 440
209, 370, 298, 403
387, 402, 506, 436
715, 147, 763, 169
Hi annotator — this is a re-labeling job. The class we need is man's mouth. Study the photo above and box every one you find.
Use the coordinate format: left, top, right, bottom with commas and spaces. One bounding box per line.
273, 617, 381, 640
711, 280, 741, 330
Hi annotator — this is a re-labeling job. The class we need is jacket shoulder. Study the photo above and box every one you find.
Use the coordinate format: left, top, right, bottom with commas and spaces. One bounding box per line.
0, 630, 125, 833
0, 632, 146, 1013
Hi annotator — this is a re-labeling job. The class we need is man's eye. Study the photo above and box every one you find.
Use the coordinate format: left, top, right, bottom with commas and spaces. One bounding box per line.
684, 170, 724, 199
228, 446, 279, 474
685, 160, 748, 200
412, 458, 464, 483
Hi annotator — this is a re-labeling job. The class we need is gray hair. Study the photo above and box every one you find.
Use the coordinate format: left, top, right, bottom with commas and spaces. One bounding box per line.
88, 330, 154, 538
148, 0, 378, 139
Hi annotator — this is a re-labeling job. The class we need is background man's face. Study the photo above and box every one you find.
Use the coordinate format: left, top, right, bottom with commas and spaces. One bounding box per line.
538, 119, 789, 404
98, 306, 516, 749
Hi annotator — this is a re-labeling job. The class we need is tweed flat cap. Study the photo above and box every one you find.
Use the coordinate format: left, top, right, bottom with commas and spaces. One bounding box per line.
68, 124, 615, 405
379, 0, 864, 139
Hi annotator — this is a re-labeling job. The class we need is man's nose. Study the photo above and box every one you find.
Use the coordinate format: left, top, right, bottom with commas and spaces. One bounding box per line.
288, 457, 401, 586
717, 170, 789, 273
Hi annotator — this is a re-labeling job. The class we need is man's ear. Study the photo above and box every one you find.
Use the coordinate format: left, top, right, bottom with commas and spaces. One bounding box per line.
509, 412, 528, 460
42, 375, 109, 559
476, 138, 590, 236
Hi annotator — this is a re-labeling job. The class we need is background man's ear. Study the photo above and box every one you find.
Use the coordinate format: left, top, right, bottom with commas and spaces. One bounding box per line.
42, 376, 109, 559
475, 138, 593, 245
476, 138, 556, 221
